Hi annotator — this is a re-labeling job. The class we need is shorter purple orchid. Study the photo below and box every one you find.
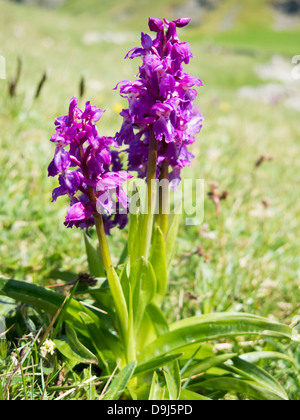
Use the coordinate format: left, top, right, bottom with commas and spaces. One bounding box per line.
48, 97, 133, 233
116, 17, 204, 186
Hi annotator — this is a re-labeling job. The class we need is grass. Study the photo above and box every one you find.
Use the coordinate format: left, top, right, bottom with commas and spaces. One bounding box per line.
0, 0, 300, 399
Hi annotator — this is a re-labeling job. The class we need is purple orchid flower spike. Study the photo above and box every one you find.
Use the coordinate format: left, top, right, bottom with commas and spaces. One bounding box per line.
116, 17, 204, 187
48, 97, 133, 233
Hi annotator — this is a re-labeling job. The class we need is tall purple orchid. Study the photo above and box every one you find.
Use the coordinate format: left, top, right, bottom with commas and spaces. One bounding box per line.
116, 17, 204, 188
48, 97, 132, 234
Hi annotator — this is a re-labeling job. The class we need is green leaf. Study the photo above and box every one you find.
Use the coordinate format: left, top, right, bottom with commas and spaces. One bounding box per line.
0, 277, 122, 359
107, 267, 129, 343
84, 233, 105, 277
134, 353, 183, 377
132, 258, 156, 331
0, 277, 100, 336
128, 211, 142, 265
240, 351, 296, 366
135, 311, 157, 353
119, 262, 131, 311
179, 389, 212, 401
118, 242, 128, 266
177, 343, 215, 364
150, 226, 168, 304
103, 361, 137, 400
54, 323, 98, 365
149, 371, 165, 401
189, 377, 287, 400
163, 361, 181, 400
138, 312, 300, 364
183, 353, 238, 380
165, 212, 181, 268
222, 357, 288, 400
128, 181, 147, 264
0, 295, 16, 317
78, 312, 118, 375
146, 303, 169, 337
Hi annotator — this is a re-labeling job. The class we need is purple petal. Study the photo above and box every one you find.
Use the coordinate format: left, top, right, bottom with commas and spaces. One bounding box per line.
68, 97, 79, 121
148, 17, 164, 32
48, 147, 71, 177
174, 17, 191, 28
65, 202, 93, 225
141, 32, 153, 50
154, 116, 175, 143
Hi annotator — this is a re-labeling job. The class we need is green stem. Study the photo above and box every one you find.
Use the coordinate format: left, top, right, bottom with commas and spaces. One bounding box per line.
94, 213, 134, 363
89, 181, 133, 363
157, 159, 169, 237
140, 128, 158, 259
94, 213, 112, 273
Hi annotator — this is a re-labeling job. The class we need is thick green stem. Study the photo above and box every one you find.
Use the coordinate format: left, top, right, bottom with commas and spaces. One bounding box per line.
140, 129, 158, 259
94, 213, 112, 273
157, 159, 169, 237
94, 212, 135, 363
88, 180, 134, 363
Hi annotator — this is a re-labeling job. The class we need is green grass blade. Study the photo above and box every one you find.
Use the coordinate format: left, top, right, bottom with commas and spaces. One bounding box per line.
134, 353, 183, 377
102, 361, 137, 400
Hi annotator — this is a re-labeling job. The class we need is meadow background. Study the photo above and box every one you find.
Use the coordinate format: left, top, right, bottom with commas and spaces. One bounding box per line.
0, 0, 300, 399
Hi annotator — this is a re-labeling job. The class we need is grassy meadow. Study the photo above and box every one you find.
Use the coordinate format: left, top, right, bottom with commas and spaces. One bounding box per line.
0, 0, 300, 399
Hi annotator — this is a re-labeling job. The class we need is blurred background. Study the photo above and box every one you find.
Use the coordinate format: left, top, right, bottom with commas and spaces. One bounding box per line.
1, 1, 300, 386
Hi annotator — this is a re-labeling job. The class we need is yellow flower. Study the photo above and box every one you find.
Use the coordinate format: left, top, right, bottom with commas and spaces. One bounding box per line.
112, 103, 123, 114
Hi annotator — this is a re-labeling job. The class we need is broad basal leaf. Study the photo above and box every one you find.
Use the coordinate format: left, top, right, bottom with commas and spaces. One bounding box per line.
138, 312, 300, 364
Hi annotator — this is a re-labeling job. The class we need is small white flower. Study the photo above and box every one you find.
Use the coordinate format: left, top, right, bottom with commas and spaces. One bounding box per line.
40, 339, 56, 357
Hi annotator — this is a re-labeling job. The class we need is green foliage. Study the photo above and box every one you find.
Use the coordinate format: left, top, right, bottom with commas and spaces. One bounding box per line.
84, 234, 105, 278
1, 0, 300, 401
1, 269, 299, 399
54, 323, 98, 365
